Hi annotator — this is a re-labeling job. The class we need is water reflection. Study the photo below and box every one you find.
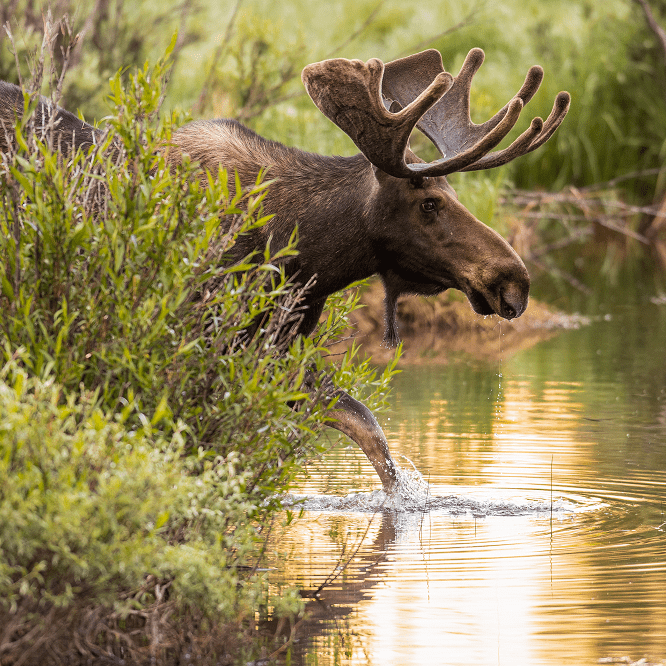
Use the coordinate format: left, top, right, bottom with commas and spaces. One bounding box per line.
272, 301, 666, 665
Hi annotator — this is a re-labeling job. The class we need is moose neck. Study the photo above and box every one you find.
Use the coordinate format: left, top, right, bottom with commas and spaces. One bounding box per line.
251, 149, 381, 299
170, 120, 384, 333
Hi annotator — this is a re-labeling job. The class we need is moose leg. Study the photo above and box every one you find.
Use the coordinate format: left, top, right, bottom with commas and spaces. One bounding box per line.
295, 294, 399, 491
327, 389, 399, 493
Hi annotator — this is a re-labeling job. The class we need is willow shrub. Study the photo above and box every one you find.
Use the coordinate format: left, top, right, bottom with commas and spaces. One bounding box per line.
0, 43, 397, 663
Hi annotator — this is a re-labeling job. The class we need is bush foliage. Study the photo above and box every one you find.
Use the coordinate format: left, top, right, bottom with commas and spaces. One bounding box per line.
0, 24, 397, 665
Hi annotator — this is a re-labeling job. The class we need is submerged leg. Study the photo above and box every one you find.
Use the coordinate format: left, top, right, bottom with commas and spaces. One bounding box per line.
327, 389, 398, 493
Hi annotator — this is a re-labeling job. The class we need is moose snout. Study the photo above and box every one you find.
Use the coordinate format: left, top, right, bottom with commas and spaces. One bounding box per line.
497, 280, 529, 320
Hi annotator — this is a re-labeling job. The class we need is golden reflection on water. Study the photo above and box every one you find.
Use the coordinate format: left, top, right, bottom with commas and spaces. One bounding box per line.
365, 518, 550, 666
276, 322, 666, 665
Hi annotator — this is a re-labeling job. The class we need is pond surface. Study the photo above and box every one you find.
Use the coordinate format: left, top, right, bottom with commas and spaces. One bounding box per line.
272, 290, 666, 666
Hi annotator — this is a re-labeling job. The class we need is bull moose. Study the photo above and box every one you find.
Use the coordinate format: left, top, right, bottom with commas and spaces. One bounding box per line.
0, 48, 570, 492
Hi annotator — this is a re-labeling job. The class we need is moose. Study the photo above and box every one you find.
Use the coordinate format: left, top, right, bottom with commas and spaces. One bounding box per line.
0, 48, 570, 492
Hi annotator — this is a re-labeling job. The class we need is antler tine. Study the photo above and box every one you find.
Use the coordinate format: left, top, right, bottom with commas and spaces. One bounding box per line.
460, 90, 571, 172
458, 116, 545, 172
381, 48, 569, 177
302, 57, 453, 178
515, 65, 545, 106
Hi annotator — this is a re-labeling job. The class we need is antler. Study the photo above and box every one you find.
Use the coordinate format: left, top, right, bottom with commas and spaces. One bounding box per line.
383, 48, 570, 174
302, 48, 571, 178
301, 57, 453, 178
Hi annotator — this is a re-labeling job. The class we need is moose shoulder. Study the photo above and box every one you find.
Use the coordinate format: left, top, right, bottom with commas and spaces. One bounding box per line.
0, 48, 570, 491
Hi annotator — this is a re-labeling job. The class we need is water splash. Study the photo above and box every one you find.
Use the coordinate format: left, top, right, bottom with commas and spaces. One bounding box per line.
283, 462, 578, 516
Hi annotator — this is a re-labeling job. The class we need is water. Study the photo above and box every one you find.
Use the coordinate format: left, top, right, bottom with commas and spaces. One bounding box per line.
270, 294, 666, 665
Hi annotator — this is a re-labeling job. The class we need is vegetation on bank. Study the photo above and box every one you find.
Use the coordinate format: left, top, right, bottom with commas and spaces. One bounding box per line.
0, 26, 396, 664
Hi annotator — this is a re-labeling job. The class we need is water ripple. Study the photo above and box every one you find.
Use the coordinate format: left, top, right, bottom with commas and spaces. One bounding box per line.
284, 465, 581, 516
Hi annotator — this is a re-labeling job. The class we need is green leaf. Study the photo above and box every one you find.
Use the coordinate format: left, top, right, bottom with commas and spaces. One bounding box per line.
151, 394, 171, 425
154, 511, 169, 530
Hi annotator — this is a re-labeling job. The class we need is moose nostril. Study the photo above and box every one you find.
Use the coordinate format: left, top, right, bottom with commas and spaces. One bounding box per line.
500, 284, 527, 320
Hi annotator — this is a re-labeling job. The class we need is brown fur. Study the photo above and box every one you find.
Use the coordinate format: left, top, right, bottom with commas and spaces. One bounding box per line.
0, 81, 100, 156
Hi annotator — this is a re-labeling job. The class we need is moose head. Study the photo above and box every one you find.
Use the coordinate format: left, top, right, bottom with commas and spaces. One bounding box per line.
300, 48, 570, 346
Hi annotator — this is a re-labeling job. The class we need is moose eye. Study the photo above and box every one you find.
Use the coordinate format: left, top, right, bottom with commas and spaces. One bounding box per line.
421, 199, 437, 214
